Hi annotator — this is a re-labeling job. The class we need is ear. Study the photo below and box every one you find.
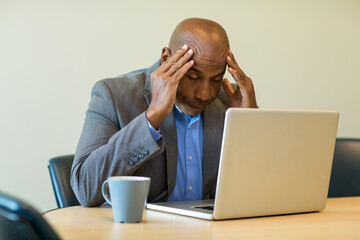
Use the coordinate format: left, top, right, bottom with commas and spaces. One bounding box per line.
161, 47, 171, 65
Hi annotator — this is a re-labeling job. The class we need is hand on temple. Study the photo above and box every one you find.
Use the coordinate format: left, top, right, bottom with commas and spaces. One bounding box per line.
146, 45, 194, 128
222, 49, 258, 108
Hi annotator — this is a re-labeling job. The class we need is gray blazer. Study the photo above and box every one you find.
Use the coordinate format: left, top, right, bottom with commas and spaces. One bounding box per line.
71, 60, 230, 207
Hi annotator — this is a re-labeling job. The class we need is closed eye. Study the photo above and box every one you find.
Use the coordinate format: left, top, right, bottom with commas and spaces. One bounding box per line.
187, 73, 199, 80
212, 76, 223, 83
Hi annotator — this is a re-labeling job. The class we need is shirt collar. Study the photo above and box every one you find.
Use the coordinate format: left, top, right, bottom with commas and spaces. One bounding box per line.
174, 104, 201, 126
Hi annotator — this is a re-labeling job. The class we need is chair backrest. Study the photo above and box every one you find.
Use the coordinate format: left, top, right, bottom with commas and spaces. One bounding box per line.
0, 192, 60, 240
48, 155, 80, 208
328, 138, 360, 197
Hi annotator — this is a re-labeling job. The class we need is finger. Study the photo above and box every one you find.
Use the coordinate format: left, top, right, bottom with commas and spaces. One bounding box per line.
221, 78, 235, 96
172, 60, 194, 81
227, 49, 247, 77
167, 48, 193, 76
228, 49, 239, 66
161, 45, 189, 72
228, 67, 248, 91
227, 55, 247, 79
227, 58, 250, 91
226, 55, 237, 69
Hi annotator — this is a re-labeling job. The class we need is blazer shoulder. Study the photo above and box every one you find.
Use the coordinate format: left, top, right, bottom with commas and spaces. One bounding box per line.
104, 68, 148, 91
91, 68, 148, 101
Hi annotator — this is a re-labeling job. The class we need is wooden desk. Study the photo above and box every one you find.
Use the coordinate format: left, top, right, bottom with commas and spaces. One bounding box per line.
44, 197, 360, 240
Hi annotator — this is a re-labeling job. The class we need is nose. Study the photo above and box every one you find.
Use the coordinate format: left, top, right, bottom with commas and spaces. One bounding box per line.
194, 80, 212, 102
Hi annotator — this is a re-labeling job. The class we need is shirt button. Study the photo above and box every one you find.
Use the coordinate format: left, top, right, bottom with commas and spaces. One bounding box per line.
188, 156, 192, 160
188, 186, 193, 191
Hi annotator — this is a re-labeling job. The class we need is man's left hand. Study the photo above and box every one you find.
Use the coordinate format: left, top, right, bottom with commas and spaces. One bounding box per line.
222, 49, 258, 108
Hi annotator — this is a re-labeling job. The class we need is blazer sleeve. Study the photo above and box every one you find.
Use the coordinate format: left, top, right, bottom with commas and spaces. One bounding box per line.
71, 80, 164, 207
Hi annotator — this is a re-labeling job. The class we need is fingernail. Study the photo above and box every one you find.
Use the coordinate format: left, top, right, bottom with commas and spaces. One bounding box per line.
187, 49, 193, 54
182, 44, 187, 49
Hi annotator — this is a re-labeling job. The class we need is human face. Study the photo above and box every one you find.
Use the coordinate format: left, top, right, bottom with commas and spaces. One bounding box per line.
170, 30, 229, 116
175, 59, 226, 116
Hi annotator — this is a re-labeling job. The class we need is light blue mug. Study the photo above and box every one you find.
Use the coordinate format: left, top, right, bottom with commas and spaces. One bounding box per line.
102, 176, 151, 223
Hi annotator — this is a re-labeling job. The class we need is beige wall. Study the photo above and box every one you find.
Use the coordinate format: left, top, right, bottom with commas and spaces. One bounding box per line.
1, 0, 359, 212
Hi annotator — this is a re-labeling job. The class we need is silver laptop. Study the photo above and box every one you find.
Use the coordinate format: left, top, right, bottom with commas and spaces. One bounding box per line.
146, 108, 339, 220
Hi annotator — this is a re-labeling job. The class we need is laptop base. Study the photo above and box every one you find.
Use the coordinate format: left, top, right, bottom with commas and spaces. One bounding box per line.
147, 200, 214, 220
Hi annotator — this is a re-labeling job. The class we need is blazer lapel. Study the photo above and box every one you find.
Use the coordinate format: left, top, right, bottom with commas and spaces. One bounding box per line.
159, 113, 178, 198
202, 99, 227, 199
144, 60, 178, 199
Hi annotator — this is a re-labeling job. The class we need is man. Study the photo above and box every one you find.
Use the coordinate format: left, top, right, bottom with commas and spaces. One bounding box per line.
71, 18, 257, 207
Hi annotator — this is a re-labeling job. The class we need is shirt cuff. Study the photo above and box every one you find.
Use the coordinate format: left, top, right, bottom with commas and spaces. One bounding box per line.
146, 118, 162, 142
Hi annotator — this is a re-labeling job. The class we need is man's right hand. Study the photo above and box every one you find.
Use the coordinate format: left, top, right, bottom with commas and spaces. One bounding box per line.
146, 45, 194, 129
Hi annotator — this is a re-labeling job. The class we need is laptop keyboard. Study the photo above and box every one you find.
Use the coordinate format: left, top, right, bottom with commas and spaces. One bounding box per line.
194, 205, 214, 211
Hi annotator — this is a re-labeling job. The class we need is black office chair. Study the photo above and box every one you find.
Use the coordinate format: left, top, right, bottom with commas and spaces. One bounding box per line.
48, 155, 80, 208
0, 191, 60, 240
328, 138, 360, 197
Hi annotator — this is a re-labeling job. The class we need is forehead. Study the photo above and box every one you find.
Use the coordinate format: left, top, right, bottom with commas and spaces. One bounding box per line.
190, 47, 227, 75
191, 54, 226, 71
181, 32, 228, 72
190, 60, 226, 77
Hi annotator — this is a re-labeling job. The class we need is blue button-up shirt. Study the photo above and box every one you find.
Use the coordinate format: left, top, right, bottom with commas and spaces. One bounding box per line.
146, 105, 203, 201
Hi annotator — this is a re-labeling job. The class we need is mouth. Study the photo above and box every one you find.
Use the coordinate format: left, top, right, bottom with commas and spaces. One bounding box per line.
176, 100, 209, 115
190, 104, 205, 111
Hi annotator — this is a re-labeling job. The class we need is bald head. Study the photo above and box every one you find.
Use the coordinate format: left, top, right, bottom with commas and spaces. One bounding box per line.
169, 18, 229, 67
158, 18, 231, 116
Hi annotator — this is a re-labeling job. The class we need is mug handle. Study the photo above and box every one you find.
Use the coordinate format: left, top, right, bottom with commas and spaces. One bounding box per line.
102, 180, 112, 205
